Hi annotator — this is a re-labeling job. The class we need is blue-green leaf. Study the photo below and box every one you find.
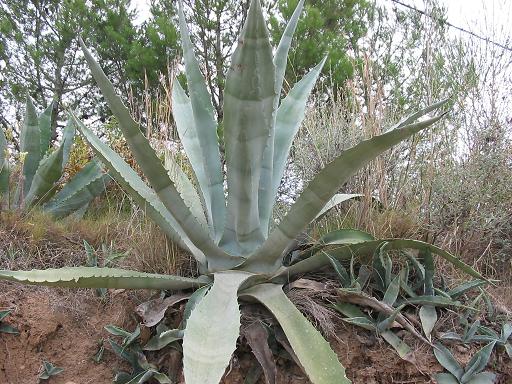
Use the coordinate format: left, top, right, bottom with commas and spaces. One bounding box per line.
177, 2, 225, 241
220, 0, 275, 254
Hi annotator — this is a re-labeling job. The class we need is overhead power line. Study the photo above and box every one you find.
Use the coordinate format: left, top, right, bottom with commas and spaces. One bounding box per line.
389, 0, 512, 52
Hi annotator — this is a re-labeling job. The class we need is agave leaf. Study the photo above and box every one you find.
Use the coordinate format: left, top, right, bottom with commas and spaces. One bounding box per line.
335, 289, 428, 342
331, 302, 368, 319
219, 0, 275, 254
104, 325, 133, 339
466, 321, 481, 342
20, 96, 42, 196
376, 304, 406, 332
376, 243, 393, 289
434, 373, 460, 384
79, 40, 231, 268
0, 267, 210, 290
180, 285, 210, 329
274, 0, 304, 100
501, 323, 512, 342
136, 292, 190, 328
405, 296, 465, 308
461, 341, 496, 383
109, 339, 143, 371
61, 117, 77, 166
144, 329, 183, 351
39, 360, 64, 380
295, 228, 375, 262
392, 98, 449, 130
258, 0, 304, 237
279, 238, 486, 283
447, 280, 488, 300
326, 254, 351, 287
44, 160, 109, 219
465, 372, 497, 384
313, 193, 363, 221
39, 102, 54, 156
182, 271, 251, 384
340, 316, 376, 331
24, 144, 65, 207
259, 58, 327, 235
356, 265, 372, 290
440, 332, 464, 342
400, 265, 417, 298
164, 150, 207, 227
381, 331, 413, 361
0, 323, 19, 334
422, 248, 435, 296
0, 127, 9, 202
71, 113, 211, 267
243, 321, 277, 384
241, 283, 351, 384
132, 370, 171, 384
461, 356, 483, 383
382, 275, 401, 307
419, 305, 437, 341
434, 343, 464, 380
404, 251, 426, 282
177, 2, 225, 241
247, 103, 448, 271
0, 309, 12, 322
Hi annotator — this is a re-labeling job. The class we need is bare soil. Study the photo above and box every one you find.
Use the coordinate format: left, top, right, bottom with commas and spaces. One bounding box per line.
1, 282, 511, 384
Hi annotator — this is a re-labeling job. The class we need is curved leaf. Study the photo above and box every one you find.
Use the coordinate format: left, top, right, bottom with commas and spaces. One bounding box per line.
465, 372, 496, 384
278, 238, 486, 283
79, 39, 231, 268
44, 159, 109, 219
219, 0, 275, 254
381, 331, 412, 361
182, 271, 251, 384
433, 343, 463, 380
314, 193, 363, 221
246, 102, 448, 271
144, 329, 183, 351
39, 101, 54, 156
259, 58, 327, 234
419, 305, 437, 341
61, 117, 76, 166
164, 150, 206, 227
0, 267, 210, 290
257, 0, 304, 238
294, 228, 375, 262
448, 280, 488, 299
241, 283, 350, 384
71, 113, 208, 266
20, 96, 42, 196
434, 373, 459, 384
461, 341, 496, 382
177, 2, 225, 241
24, 144, 65, 207
0, 128, 9, 202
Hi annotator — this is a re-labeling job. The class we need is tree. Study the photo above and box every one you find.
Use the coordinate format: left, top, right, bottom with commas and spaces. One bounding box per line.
269, 0, 372, 97
0, 0, 140, 141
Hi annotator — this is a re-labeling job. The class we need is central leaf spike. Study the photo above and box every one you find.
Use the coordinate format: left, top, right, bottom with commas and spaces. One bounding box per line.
219, 0, 277, 255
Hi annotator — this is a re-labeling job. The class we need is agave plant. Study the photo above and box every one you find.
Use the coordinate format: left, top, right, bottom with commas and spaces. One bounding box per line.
0, 96, 109, 218
0, 1, 486, 383
434, 342, 497, 384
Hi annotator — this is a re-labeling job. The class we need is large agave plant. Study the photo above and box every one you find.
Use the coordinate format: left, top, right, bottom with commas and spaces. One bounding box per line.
0, 1, 486, 383
0, 96, 109, 218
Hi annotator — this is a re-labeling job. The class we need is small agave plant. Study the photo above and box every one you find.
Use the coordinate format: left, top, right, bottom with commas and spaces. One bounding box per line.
0, 96, 109, 218
0, 1, 486, 383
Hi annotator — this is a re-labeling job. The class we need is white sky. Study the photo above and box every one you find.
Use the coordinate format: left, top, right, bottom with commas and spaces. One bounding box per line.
131, 0, 512, 42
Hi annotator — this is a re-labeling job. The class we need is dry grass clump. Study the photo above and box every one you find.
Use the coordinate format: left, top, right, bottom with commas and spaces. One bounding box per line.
0, 205, 194, 277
